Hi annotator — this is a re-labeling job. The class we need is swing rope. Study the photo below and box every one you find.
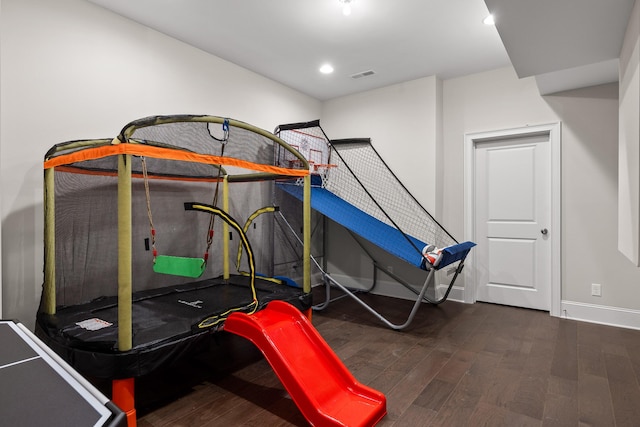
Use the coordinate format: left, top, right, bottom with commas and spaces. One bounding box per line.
141, 156, 157, 260
203, 118, 229, 263
141, 119, 230, 277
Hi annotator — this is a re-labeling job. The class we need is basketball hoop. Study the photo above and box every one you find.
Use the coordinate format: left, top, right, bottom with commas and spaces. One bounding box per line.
311, 163, 337, 174
311, 163, 336, 188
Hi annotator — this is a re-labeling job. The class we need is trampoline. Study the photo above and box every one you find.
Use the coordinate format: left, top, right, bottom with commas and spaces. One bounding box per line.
35, 115, 314, 424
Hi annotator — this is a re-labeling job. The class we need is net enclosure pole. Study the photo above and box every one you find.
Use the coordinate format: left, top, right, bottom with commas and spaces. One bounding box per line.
303, 174, 311, 293
117, 153, 132, 352
223, 175, 230, 280
43, 167, 56, 315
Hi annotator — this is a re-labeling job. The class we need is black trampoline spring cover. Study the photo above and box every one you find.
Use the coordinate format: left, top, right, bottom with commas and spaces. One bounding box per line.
36, 275, 311, 378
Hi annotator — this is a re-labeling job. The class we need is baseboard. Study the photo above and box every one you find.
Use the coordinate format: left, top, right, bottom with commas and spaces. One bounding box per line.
439, 285, 465, 303
315, 273, 466, 304
313, 276, 640, 330
561, 300, 640, 330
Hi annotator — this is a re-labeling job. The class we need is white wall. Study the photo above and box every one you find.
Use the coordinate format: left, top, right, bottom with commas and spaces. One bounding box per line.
323, 65, 640, 328
321, 75, 441, 213
445, 67, 640, 323
319, 76, 442, 300
0, 0, 321, 327
441, 67, 557, 238
618, 0, 640, 266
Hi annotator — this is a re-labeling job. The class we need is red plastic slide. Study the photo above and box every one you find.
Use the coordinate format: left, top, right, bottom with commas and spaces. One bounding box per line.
224, 300, 387, 427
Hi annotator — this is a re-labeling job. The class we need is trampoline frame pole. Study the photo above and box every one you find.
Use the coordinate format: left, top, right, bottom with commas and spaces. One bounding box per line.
117, 154, 132, 351
112, 378, 136, 427
303, 174, 311, 295
43, 167, 56, 315
116, 153, 136, 426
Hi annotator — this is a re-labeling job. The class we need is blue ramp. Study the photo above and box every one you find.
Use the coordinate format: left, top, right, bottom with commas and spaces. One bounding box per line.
278, 184, 426, 267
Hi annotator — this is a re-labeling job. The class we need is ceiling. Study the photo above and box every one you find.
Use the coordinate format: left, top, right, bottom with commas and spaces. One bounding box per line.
485, 0, 635, 95
86, 0, 635, 101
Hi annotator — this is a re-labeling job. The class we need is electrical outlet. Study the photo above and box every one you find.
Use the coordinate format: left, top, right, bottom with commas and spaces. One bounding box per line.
591, 283, 602, 297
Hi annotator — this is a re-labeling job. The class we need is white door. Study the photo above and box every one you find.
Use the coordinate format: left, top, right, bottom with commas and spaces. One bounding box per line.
473, 132, 552, 311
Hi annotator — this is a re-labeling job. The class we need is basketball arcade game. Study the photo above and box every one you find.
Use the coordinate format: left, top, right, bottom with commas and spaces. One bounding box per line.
275, 120, 476, 330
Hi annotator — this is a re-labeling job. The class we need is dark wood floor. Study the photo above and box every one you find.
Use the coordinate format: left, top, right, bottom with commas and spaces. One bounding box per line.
133, 290, 640, 426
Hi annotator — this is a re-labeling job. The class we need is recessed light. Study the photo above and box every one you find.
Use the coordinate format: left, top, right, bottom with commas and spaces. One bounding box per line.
340, 0, 354, 16
483, 14, 495, 25
319, 64, 334, 74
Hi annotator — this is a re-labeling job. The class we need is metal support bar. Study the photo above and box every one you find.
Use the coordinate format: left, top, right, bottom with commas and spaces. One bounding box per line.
276, 209, 470, 330
321, 268, 436, 330
316, 256, 467, 330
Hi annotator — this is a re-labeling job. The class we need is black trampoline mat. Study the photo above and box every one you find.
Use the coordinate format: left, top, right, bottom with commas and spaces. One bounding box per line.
48, 275, 306, 351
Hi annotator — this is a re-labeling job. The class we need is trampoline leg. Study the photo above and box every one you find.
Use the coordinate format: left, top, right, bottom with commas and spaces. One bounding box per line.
303, 307, 313, 321
113, 378, 136, 427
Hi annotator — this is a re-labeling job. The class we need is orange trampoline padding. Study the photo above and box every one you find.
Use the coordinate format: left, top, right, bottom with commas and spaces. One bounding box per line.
224, 300, 387, 427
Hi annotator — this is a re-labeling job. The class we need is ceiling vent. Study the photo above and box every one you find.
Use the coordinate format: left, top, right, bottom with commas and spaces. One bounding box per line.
350, 70, 376, 79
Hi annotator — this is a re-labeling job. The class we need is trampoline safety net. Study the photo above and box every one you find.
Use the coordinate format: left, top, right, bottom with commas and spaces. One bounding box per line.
36, 115, 313, 378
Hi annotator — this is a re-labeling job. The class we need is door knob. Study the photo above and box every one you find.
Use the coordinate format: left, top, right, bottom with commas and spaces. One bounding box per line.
541, 228, 548, 235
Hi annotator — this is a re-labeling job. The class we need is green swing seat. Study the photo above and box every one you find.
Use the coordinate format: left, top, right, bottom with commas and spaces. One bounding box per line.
153, 254, 206, 278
